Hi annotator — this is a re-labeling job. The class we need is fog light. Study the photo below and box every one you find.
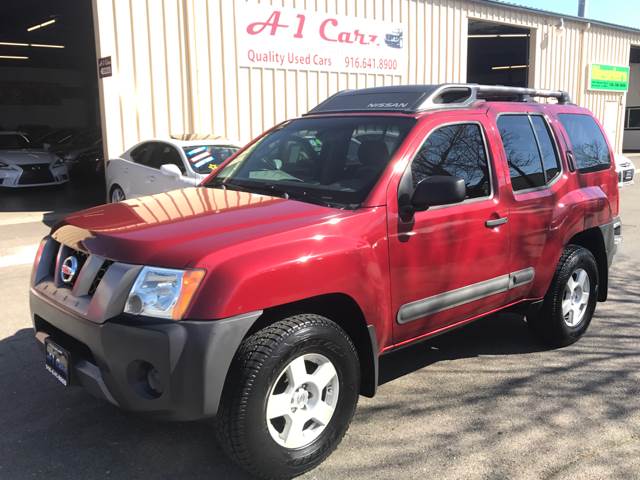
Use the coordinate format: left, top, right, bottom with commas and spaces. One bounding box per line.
146, 366, 163, 396
127, 360, 163, 399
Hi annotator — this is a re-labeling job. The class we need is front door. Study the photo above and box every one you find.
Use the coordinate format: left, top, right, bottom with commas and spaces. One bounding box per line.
388, 114, 512, 344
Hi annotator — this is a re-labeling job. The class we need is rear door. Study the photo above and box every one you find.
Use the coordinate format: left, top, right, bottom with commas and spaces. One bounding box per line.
491, 111, 564, 302
389, 113, 512, 344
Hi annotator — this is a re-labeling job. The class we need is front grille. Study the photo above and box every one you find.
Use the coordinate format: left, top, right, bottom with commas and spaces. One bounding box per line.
88, 260, 113, 295
19, 164, 54, 185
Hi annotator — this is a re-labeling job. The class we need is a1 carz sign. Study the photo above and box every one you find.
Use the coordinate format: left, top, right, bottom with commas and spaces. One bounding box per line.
237, 3, 405, 74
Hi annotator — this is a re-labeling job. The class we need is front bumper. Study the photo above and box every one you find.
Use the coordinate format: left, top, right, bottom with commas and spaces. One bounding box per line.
31, 289, 261, 420
0, 164, 69, 187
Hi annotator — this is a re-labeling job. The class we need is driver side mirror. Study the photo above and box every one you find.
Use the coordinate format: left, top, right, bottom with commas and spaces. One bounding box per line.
411, 175, 466, 210
160, 163, 182, 178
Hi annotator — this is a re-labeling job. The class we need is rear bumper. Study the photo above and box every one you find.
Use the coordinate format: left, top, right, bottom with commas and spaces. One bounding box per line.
31, 289, 261, 420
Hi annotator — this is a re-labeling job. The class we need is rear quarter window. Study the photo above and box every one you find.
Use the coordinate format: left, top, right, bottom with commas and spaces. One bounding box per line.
558, 114, 611, 173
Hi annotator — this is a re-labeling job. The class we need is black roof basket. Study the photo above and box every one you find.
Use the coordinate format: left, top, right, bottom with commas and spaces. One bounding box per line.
305, 83, 572, 115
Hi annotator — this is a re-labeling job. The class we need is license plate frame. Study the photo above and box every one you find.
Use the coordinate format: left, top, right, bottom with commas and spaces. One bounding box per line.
45, 338, 70, 386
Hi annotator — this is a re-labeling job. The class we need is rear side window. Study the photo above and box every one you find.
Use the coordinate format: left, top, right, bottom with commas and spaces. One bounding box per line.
498, 115, 546, 191
558, 114, 611, 173
411, 123, 491, 199
530, 116, 560, 181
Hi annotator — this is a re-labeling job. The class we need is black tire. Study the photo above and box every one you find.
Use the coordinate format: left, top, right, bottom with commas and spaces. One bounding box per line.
528, 245, 599, 347
109, 184, 125, 203
216, 314, 360, 479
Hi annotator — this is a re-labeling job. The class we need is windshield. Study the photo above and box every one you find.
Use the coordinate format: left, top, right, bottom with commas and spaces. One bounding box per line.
206, 116, 416, 208
183, 145, 240, 174
0, 134, 30, 149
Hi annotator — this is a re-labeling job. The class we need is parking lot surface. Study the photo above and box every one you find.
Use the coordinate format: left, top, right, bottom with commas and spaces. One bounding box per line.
1, 183, 639, 479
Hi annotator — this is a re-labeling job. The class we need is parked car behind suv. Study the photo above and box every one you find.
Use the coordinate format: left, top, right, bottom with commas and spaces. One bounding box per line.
30, 84, 620, 479
106, 137, 241, 202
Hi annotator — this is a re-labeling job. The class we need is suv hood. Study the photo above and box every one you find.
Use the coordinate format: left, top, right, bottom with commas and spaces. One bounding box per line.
0, 149, 57, 165
52, 187, 348, 267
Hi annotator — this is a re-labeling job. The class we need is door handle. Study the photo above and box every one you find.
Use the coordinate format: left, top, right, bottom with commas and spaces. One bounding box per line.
485, 217, 508, 228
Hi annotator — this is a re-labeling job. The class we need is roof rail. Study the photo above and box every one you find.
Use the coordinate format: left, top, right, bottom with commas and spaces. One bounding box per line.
305, 83, 572, 115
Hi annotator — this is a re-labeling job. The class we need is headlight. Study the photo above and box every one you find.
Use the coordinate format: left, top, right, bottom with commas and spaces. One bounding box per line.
124, 266, 205, 320
51, 157, 65, 168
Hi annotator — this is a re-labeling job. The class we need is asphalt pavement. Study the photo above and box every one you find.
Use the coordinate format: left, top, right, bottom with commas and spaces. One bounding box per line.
0, 182, 639, 479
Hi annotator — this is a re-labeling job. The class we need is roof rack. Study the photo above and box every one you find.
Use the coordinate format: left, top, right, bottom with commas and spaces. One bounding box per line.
305, 83, 572, 115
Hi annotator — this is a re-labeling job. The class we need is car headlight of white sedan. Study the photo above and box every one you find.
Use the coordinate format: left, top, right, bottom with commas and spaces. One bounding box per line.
124, 266, 205, 320
51, 157, 66, 169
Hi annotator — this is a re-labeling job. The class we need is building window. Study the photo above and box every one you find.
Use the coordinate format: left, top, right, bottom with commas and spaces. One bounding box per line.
558, 114, 611, 173
625, 107, 640, 130
411, 123, 491, 199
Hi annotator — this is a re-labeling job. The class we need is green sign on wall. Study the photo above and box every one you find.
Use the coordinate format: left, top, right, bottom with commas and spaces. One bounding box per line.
588, 64, 630, 92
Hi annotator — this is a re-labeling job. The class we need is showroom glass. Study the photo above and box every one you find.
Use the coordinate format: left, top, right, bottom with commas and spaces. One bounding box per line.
498, 114, 560, 191
0, 134, 30, 149
558, 113, 611, 173
208, 116, 416, 208
183, 145, 240, 174
410, 123, 491, 199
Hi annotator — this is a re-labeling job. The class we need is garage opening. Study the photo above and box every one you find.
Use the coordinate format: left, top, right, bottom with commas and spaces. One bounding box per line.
467, 20, 531, 88
0, 0, 104, 216
622, 46, 640, 152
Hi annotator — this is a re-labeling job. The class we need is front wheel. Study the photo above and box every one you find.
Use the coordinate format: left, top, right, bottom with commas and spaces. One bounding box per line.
216, 314, 360, 479
528, 245, 599, 347
110, 185, 125, 203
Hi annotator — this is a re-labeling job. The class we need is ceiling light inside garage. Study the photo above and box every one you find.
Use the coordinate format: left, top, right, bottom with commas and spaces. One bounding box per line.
0, 42, 29, 47
27, 18, 56, 32
30, 43, 64, 49
468, 34, 530, 38
0, 55, 29, 60
491, 64, 529, 70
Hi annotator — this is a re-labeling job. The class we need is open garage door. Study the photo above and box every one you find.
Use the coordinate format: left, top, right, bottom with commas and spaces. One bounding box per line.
0, 0, 104, 216
467, 20, 531, 88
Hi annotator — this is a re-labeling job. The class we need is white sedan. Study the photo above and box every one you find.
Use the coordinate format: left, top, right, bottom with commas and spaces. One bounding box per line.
0, 132, 69, 188
106, 138, 241, 202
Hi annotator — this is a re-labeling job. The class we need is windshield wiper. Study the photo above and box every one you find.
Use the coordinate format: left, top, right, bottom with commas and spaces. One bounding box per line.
210, 178, 340, 208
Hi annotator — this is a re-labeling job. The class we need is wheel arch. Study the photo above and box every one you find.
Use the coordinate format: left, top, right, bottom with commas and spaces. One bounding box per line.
244, 293, 379, 398
567, 227, 608, 301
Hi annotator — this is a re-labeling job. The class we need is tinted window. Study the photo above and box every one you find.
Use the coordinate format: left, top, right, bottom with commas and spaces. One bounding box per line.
130, 143, 154, 166
531, 116, 560, 181
411, 123, 490, 199
209, 116, 416, 208
150, 144, 185, 174
498, 115, 545, 191
183, 145, 240, 174
558, 114, 610, 172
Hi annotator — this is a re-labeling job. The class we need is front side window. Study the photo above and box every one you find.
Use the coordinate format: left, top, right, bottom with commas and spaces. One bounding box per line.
410, 123, 491, 199
558, 113, 611, 173
149, 144, 185, 174
207, 116, 416, 208
498, 115, 547, 191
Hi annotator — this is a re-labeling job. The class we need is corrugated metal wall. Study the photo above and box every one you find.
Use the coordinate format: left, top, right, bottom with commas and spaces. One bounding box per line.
92, 0, 640, 158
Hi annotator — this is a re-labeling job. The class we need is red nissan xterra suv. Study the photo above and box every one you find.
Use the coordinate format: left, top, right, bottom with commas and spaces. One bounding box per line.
30, 84, 621, 479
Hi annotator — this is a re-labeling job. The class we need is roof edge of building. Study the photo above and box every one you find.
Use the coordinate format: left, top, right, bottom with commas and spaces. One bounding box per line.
474, 0, 640, 36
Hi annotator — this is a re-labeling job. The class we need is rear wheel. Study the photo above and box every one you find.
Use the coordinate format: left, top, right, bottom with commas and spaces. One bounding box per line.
528, 245, 599, 347
110, 185, 125, 203
216, 314, 360, 479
